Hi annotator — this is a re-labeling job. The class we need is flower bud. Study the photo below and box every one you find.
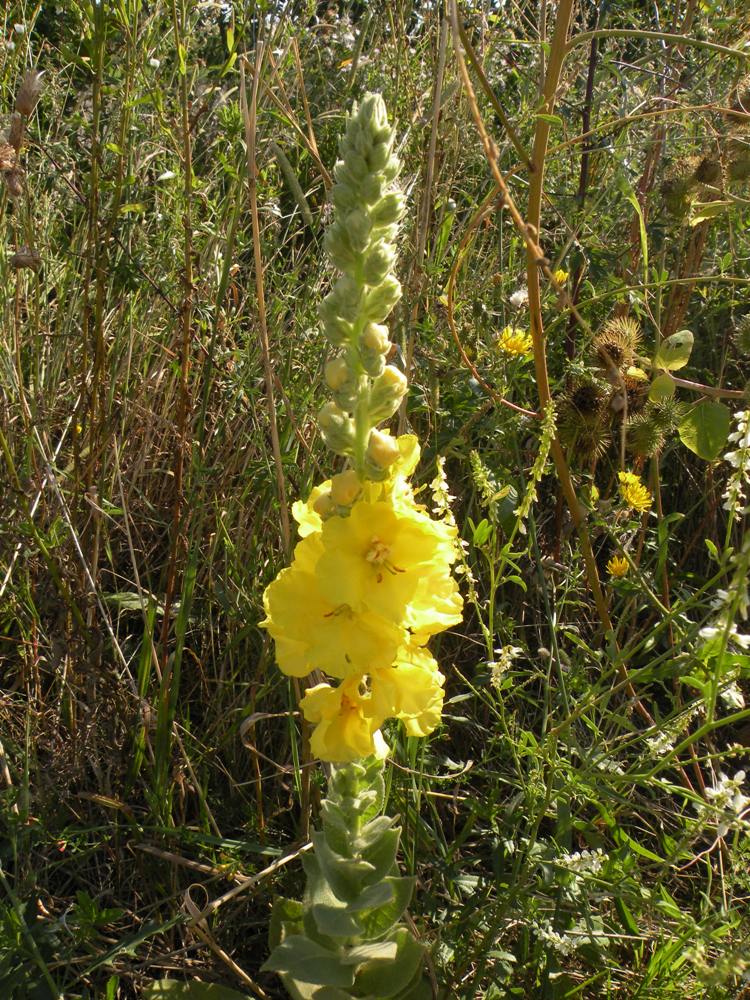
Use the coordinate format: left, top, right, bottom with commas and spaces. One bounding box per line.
325, 355, 351, 391
367, 140, 393, 173
319, 298, 353, 346
345, 208, 372, 252
329, 275, 362, 321
363, 275, 402, 323
368, 366, 407, 422
362, 241, 396, 286
360, 322, 390, 354
318, 402, 355, 456
312, 491, 336, 519
366, 428, 401, 470
330, 469, 361, 507
370, 192, 404, 227
359, 172, 385, 205
323, 221, 357, 272
360, 349, 386, 377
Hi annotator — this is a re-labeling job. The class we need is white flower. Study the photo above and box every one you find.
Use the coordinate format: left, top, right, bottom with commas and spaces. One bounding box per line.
510, 286, 529, 309
6, 40, 16, 50
14, 23, 26, 35
149, 57, 161, 69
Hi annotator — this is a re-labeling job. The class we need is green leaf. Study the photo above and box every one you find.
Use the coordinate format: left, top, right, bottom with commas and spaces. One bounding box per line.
689, 200, 732, 226
354, 928, 425, 997
357, 877, 415, 939
678, 399, 731, 460
311, 903, 361, 938
262, 936, 355, 988
653, 330, 693, 371
143, 982, 250, 1000
648, 372, 676, 402
311, 831, 375, 901
342, 941, 398, 964
269, 897, 305, 950
361, 827, 400, 885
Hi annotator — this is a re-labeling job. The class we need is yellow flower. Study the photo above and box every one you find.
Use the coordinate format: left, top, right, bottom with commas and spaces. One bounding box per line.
553, 268, 569, 284
618, 471, 653, 512
261, 535, 406, 679
607, 555, 629, 578
369, 643, 445, 738
301, 676, 385, 763
316, 499, 458, 629
497, 326, 533, 357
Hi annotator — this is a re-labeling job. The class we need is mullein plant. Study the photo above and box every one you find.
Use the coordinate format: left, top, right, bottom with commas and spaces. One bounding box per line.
259, 94, 463, 999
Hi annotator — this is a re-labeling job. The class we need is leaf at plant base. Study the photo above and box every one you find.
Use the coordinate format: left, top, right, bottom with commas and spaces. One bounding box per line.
269, 897, 305, 949
143, 982, 250, 1000
678, 399, 731, 460
353, 928, 425, 997
653, 330, 693, 371
262, 936, 355, 988
341, 940, 398, 964
648, 372, 676, 402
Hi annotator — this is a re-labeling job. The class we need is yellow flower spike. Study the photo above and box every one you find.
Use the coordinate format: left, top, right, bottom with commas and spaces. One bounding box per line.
497, 325, 533, 357
618, 471, 653, 512
607, 554, 630, 578
316, 499, 458, 628
301, 676, 385, 763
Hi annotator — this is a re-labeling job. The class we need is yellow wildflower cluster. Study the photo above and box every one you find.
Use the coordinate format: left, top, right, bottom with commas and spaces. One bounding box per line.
261, 435, 463, 763
618, 471, 653, 513
553, 268, 569, 284
497, 325, 533, 357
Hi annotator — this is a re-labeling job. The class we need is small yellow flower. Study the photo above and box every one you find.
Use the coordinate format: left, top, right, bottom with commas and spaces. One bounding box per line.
497, 326, 533, 357
553, 268, 569, 284
607, 555, 629, 578
618, 471, 653, 512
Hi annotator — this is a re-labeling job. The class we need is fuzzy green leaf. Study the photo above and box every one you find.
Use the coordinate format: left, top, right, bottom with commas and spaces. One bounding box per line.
678, 399, 731, 461
341, 940, 398, 964
357, 877, 415, 939
262, 936, 355, 988
311, 831, 375, 901
653, 330, 694, 371
311, 903, 361, 938
354, 928, 425, 997
361, 827, 400, 885
269, 897, 305, 950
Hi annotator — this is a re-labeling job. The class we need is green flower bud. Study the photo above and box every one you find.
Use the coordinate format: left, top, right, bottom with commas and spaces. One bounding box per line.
368, 365, 408, 422
363, 241, 397, 286
330, 469, 362, 507
318, 298, 353, 346
329, 275, 362, 322
363, 275, 402, 323
325, 356, 351, 391
367, 140, 393, 173
360, 322, 390, 354
318, 402, 355, 456
323, 222, 357, 272
344, 208, 372, 252
360, 348, 386, 378
366, 428, 401, 469
370, 191, 404, 227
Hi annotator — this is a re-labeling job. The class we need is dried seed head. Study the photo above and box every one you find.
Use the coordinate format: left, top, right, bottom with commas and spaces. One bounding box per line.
10, 248, 41, 271
3, 167, 25, 199
593, 317, 642, 371
16, 69, 44, 117
0, 143, 17, 172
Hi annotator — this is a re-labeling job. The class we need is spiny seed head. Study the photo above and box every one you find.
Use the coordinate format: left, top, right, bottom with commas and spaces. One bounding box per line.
623, 372, 649, 415
627, 413, 667, 458
724, 75, 750, 125
593, 317, 642, 371
692, 154, 722, 186
15, 69, 44, 117
649, 397, 686, 432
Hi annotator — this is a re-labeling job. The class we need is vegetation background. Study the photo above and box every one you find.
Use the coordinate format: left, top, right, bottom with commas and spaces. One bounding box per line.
1, 0, 750, 997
